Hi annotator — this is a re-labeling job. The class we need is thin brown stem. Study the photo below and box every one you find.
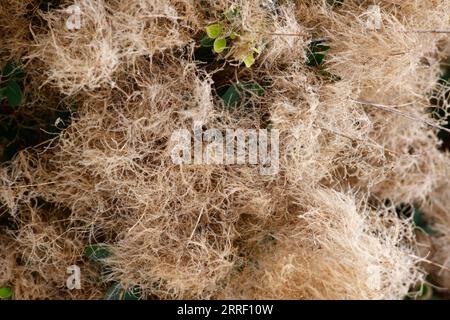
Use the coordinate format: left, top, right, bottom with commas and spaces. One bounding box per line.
352, 99, 450, 134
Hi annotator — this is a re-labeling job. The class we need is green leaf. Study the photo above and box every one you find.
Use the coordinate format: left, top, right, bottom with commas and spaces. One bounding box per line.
439, 69, 450, 84
416, 283, 433, 300
104, 282, 122, 300
2, 61, 25, 80
413, 208, 426, 227
219, 81, 264, 108
413, 208, 435, 235
200, 36, 214, 47
306, 40, 330, 67
205, 24, 223, 39
2, 61, 15, 78
85, 244, 111, 262
213, 38, 227, 53
123, 286, 141, 300
219, 85, 242, 107
243, 52, 255, 68
219, 80, 264, 108
308, 53, 326, 66
104, 283, 141, 300
0, 287, 12, 299
242, 82, 265, 96
4, 81, 22, 107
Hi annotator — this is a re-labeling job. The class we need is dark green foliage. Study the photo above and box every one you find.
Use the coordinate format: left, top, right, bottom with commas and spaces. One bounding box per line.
2, 61, 25, 80
305, 40, 341, 81
0, 107, 73, 162
412, 207, 435, 235
219, 85, 241, 107
85, 245, 142, 300
104, 282, 122, 300
0, 61, 24, 108
194, 33, 217, 63
104, 282, 141, 300
200, 35, 215, 48
0, 60, 74, 162
85, 244, 111, 262
123, 286, 142, 300
306, 40, 330, 67
218, 81, 265, 107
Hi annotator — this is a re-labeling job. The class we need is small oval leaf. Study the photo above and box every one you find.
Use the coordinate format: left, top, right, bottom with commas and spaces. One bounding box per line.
213, 38, 227, 53
0, 287, 12, 299
243, 53, 255, 68
205, 24, 223, 39
5, 81, 22, 107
